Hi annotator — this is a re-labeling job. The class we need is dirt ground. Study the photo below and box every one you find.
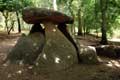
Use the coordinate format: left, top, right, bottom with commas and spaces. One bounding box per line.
0, 32, 120, 80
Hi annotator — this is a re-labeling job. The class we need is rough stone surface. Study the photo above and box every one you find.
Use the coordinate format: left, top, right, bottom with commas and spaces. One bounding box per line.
6, 32, 45, 64
22, 8, 73, 24
36, 23, 77, 72
96, 45, 120, 58
79, 45, 99, 64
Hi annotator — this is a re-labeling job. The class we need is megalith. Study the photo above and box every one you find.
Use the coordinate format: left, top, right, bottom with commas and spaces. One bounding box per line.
4, 7, 80, 71
23, 7, 79, 71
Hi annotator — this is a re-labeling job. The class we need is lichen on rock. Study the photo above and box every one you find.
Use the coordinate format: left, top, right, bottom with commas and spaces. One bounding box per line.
79, 45, 99, 64
36, 23, 77, 72
6, 32, 45, 65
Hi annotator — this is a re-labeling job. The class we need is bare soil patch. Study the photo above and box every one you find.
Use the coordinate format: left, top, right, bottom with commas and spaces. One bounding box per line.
0, 32, 120, 80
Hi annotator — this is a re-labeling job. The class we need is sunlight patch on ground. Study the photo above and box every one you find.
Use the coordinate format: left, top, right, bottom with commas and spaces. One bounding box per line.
2, 40, 17, 46
97, 57, 103, 62
105, 60, 120, 68
101, 45, 106, 48
106, 62, 113, 67
52, 28, 56, 32
109, 38, 120, 42
111, 60, 120, 67
5, 43, 16, 46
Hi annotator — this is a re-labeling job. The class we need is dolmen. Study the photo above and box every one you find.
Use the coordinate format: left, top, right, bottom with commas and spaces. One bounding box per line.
4, 7, 80, 72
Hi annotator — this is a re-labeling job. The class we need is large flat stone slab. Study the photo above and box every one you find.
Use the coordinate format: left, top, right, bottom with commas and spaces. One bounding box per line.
22, 8, 73, 24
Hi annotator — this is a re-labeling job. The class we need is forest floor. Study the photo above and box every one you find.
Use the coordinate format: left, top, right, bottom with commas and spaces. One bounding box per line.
0, 32, 120, 80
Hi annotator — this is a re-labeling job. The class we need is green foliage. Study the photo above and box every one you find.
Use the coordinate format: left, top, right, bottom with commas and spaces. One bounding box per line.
0, 0, 34, 33
0, 0, 34, 12
0, 0, 120, 38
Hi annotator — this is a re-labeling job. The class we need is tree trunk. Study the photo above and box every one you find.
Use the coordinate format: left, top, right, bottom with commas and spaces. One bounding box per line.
5, 19, 9, 33
53, 0, 57, 10
100, 0, 108, 44
68, 0, 75, 35
94, 0, 99, 37
16, 11, 21, 33
2, 11, 9, 33
77, 8, 83, 35
77, 0, 83, 36
8, 20, 15, 35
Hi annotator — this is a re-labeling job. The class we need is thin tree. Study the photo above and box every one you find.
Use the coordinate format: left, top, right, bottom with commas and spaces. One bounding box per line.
53, 0, 57, 10
67, 0, 75, 35
100, 0, 108, 44
94, 0, 99, 37
77, 0, 83, 36
16, 11, 21, 33
2, 11, 9, 32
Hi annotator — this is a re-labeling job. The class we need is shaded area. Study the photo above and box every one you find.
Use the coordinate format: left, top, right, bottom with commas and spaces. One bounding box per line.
0, 33, 120, 80
96, 45, 120, 58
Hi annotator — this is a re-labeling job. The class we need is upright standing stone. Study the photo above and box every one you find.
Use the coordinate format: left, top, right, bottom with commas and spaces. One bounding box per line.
5, 32, 45, 65
36, 23, 77, 72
